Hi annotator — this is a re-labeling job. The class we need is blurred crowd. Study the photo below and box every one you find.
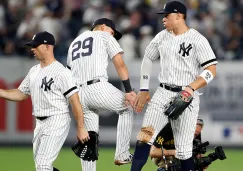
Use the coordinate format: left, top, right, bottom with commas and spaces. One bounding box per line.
0, 0, 242, 62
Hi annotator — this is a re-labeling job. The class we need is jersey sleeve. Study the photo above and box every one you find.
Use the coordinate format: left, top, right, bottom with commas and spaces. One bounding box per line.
58, 69, 78, 98
107, 36, 123, 59
197, 37, 218, 69
144, 33, 160, 60
18, 70, 31, 95
66, 46, 72, 70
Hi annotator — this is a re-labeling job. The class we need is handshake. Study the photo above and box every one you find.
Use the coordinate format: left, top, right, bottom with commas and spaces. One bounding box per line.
124, 90, 151, 113
125, 88, 193, 120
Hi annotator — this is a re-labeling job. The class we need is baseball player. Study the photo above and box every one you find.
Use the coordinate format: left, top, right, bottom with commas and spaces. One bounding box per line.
131, 1, 217, 171
0, 31, 89, 171
67, 18, 136, 171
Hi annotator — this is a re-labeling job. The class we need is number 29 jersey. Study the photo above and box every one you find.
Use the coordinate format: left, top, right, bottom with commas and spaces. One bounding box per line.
67, 30, 123, 85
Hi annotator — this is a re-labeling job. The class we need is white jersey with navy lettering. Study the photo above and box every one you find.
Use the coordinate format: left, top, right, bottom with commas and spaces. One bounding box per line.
67, 30, 123, 85
18, 61, 78, 171
145, 28, 217, 86
67, 30, 133, 171
18, 61, 78, 117
141, 28, 217, 160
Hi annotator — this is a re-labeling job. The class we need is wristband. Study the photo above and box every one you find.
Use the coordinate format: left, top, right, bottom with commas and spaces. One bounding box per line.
122, 79, 133, 93
140, 89, 149, 91
186, 85, 195, 92
200, 70, 214, 84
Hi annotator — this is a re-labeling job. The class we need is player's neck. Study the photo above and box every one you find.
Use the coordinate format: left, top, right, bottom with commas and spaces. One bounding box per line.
171, 25, 190, 36
40, 55, 56, 68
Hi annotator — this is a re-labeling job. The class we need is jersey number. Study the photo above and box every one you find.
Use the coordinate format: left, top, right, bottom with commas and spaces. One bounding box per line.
72, 37, 93, 61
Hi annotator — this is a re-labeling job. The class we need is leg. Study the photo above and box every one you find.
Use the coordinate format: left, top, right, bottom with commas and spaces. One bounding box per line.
84, 82, 133, 163
33, 115, 71, 171
171, 96, 199, 171
114, 107, 133, 164
81, 109, 99, 171
131, 87, 169, 171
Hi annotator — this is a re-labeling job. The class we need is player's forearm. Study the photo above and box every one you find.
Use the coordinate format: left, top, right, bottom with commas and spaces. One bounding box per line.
0, 89, 29, 101
116, 64, 129, 80
69, 93, 85, 128
72, 106, 85, 128
140, 56, 153, 91
189, 65, 216, 91
164, 149, 176, 156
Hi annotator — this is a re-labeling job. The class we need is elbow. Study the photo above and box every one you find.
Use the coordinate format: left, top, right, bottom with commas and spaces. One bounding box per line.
149, 146, 160, 158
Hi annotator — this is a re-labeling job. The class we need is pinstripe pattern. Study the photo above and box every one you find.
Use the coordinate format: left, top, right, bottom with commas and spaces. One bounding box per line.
18, 61, 78, 117
33, 114, 71, 171
67, 30, 123, 85
67, 30, 133, 171
18, 61, 78, 171
142, 28, 217, 160
145, 29, 217, 86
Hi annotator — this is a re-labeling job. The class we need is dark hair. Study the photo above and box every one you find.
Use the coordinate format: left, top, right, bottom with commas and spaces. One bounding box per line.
183, 13, 187, 20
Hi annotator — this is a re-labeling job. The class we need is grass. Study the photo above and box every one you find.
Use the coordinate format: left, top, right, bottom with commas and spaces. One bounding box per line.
0, 147, 241, 171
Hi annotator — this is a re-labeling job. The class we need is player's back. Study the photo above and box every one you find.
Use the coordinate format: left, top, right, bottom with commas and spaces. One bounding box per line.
67, 30, 122, 85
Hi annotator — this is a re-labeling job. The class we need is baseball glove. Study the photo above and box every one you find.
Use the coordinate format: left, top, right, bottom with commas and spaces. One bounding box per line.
164, 90, 193, 120
71, 131, 99, 161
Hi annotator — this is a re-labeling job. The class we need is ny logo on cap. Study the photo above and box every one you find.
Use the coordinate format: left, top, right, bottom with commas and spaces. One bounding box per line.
163, 4, 166, 9
32, 34, 36, 40
44, 40, 47, 43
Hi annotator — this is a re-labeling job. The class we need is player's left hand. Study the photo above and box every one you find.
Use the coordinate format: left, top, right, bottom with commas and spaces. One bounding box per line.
125, 91, 137, 107
184, 86, 194, 96
77, 127, 90, 144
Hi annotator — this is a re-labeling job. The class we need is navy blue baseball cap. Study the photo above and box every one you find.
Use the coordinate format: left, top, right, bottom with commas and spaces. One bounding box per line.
156, 1, 187, 15
25, 31, 55, 48
91, 18, 122, 40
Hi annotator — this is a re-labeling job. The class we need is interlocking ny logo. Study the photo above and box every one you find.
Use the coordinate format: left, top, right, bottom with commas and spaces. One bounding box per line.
41, 77, 54, 91
179, 42, 192, 57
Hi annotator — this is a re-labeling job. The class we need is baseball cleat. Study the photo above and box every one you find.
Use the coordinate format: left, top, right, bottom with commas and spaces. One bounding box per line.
114, 153, 133, 166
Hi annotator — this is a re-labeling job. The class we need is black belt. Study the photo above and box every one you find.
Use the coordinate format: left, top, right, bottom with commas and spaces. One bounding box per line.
80, 79, 100, 87
36, 116, 49, 121
160, 83, 182, 92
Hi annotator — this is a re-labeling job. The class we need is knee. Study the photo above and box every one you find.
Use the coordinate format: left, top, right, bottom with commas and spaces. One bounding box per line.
175, 149, 192, 160
137, 126, 155, 143
35, 165, 52, 171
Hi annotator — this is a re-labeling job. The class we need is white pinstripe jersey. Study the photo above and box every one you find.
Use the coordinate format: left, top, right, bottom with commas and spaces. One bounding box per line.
145, 28, 218, 86
67, 30, 123, 85
18, 61, 78, 117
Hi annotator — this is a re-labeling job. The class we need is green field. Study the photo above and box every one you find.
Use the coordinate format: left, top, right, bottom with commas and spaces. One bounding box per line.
0, 147, 241, 171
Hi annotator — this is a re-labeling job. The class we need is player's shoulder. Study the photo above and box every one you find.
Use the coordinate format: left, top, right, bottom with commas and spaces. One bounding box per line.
52, 62, 72, 78
153, 29, 171, 42
28, 64, 40, 73
54, 61, 70, 73
70, 30, 92, 45
189, 28, 208, 41
93, 30, 114, 42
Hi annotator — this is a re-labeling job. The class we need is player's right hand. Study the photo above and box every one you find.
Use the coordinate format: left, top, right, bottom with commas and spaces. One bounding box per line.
134, 91, 150, 113
77, 127, 90, 144
125, 91, 137, 107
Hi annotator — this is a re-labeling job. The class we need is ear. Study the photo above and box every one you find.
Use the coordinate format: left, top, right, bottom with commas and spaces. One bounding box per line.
101, 24, 106, 31
176, 13, 180, 20
46, 45, 49, 51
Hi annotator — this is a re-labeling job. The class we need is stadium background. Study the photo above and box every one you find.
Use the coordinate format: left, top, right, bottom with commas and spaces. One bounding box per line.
0, 0, 242, 170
